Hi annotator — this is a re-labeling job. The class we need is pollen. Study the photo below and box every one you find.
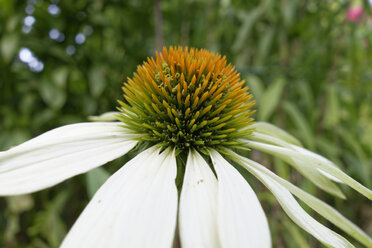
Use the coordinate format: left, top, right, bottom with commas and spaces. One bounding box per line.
117, 46, 255, 152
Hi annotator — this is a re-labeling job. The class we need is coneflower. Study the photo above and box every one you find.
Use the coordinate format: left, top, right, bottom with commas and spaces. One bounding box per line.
0, 47, 371, 248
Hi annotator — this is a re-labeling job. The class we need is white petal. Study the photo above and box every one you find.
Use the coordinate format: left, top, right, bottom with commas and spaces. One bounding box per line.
317, 169, 343, 183
61, 146, 178, 248
244, 140, 372, 200
239, 157, 354, 248
249, 132, 343, 183
231, 152, 372, 247
0, 122, 137, 195
290, 145, 343, 183
249, 122, 302, 146
209, 150, 271, 248
179, 150, 218, 248
291, 157, 345, 198
250, 132, 345, 194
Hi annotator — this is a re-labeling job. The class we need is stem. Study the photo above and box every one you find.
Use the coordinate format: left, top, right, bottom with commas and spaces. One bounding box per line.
153, 0, 164, 51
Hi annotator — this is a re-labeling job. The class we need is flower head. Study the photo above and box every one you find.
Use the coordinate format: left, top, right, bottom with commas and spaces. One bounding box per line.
0, 47, 371, 248
347, 6, 363, 22
117, 47, 255, 152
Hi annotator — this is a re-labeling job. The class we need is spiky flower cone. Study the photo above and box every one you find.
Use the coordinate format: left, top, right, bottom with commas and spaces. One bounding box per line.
118, 46, 255, 153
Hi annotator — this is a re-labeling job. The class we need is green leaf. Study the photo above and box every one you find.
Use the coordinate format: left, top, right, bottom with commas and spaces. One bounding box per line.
296, 81, 314, 115
28, 191, 69, 247
283, 220, 312, 248
274, 157, 290, 180
86, 167, 110, 198
232, 8, 262, 52
255, 27, 275, 66
52, 67, 69, 88
283, 101, 314, 149
39, 79, 66, 110
1, 33, 18, 63
337, 126, 370, 186
7, 195, 34, 213
258, 78, 285, 121
246, 75, 264, 105
89, 66, 106, 97
324, 85, 339, 127
315, 137, 340, 164
39, 68, 68, 110
281, 0, 298, 27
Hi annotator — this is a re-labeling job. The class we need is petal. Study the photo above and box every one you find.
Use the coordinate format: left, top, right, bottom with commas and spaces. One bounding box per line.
292, 157, 345, 198
0, 122, 137, 195
209, 150, 271, 248
88, 111, 121, 121
317, 169, 343, 183
179, 150, 218, 248
244, 140, 372, 200
249, 132, 345, 198
249, 132, 343, 183
61, 146, 178, 248
236, 156, 354, 248
290, 145, 343, 183
230, 152, 372, 247
249, 122, 302, 146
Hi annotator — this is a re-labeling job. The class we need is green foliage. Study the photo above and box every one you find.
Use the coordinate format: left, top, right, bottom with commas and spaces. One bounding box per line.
1, 0, 371, 247
85, 167, 110, 198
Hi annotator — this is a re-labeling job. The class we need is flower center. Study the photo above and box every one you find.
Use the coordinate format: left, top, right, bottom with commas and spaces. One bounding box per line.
117, 46, 255, 152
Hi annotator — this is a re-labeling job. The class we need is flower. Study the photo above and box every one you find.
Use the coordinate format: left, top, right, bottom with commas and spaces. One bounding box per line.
1, 47, 371, 248
347, 6, 363, 22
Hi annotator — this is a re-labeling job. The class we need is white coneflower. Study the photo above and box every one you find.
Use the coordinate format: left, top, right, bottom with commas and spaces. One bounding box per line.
0, 46, 371, 248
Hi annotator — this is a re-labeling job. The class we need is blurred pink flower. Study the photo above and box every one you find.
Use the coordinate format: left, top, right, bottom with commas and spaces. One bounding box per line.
347, 6, 363, 22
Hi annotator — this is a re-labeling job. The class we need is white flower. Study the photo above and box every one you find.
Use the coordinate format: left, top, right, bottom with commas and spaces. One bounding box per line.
1, 47, 371, 248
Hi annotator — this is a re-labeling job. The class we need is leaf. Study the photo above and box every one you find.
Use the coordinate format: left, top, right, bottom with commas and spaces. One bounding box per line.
86, 167, 110, 198
246, 75, 264, 105
39, 79, 66, 110
283, 101, 314, 149
296, 81, 314, 115
337, 126, 370, 186
255, 27, 275, 66
1, 33, 18, 63
39, 68, 68, 110
283, 220, 312, 248
89, 66, 106, 97
7, 195, 34, 213
281, 0, 298, 27
273, 157, 290, 180
258, 78, 285, 122
232, 8, 262, 52
53, 67, 69, 88
324, 85, 339, 127
315, 136, 340, 163
28, 191, 69, 247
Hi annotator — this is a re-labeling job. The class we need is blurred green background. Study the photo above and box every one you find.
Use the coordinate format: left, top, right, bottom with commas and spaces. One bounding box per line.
1, 0, 371, 247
